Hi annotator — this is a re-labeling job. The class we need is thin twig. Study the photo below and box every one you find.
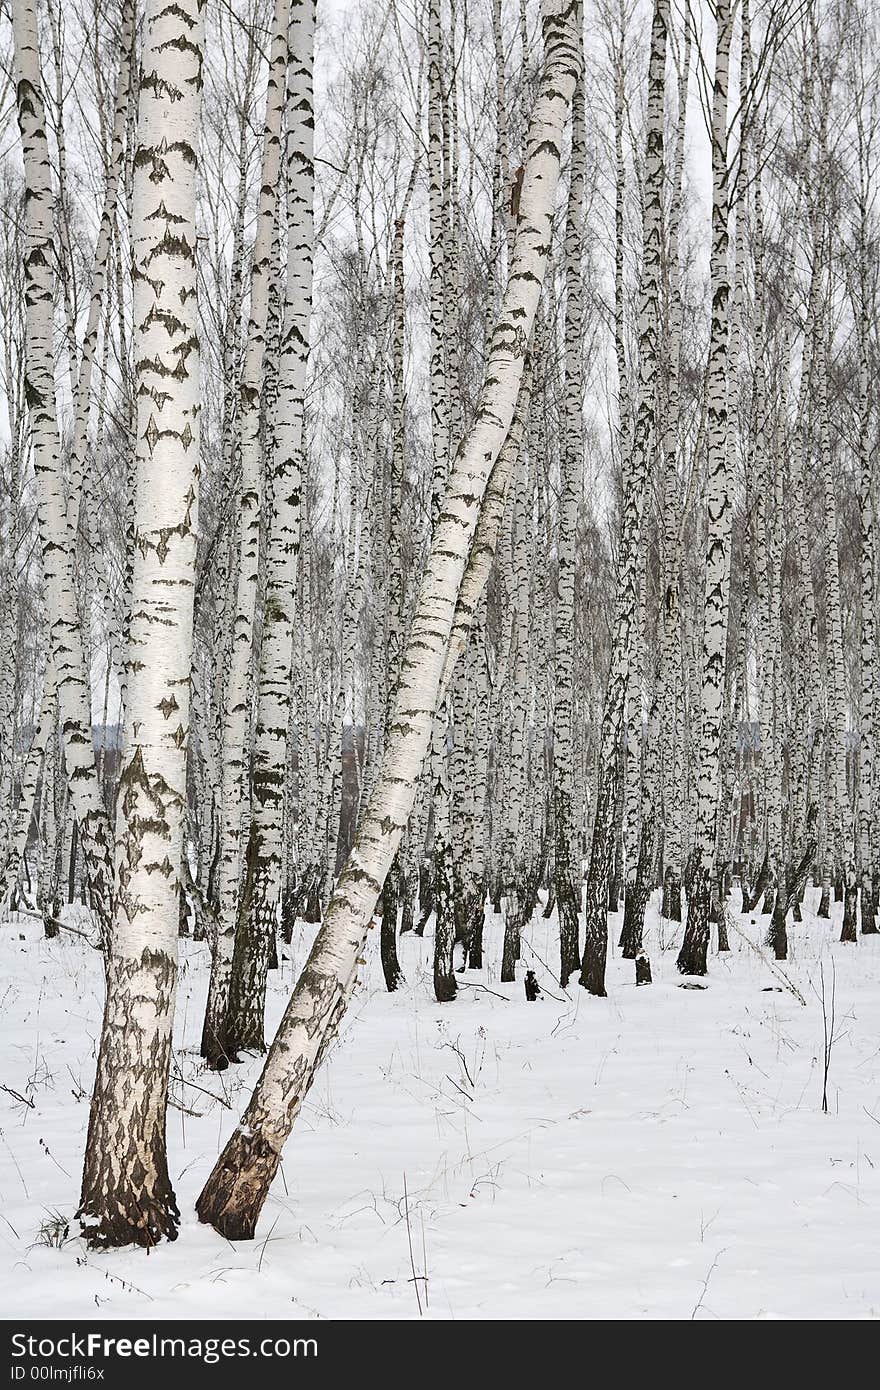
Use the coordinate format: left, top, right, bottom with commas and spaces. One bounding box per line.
456, 981, 510, 1002
402, 1173, 423, 1317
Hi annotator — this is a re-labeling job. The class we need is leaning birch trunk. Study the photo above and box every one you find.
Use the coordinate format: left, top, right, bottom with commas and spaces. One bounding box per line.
77, 0, 204, 1248
202, 0, 291, 1067
195, 0, 581, 1238
12, 0, 113, 939
0, 435, 21, 866
676, 0, 733, 976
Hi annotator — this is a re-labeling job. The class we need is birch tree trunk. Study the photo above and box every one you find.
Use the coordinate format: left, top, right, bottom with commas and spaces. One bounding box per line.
658, 4, 690, 926
78, 0, 205, 1248
856, 293, 877, 935
202, 0, 291, 1066
817, 332, 855, 943
580, 0, 668, 996
196, 0, 582, 1238
13, 0, 114, 940
228, 0, 315, 1049
554, 0, 585, 987
676, 0, 733, 977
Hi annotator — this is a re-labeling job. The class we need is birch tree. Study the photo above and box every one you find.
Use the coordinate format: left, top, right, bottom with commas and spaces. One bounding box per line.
580, 0, 668, 996
676, 0, 734, 977
78, 0, 205, 1247
195, 0, 582, 1238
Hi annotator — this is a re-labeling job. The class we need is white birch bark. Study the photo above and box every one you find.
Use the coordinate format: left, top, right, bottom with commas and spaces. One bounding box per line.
856, 286, 877, 934
202, 0, 291, 1067
581, 0, 668, 996
78, 0, 205, 1248
658, 2, 690, 925
196, 0, 582, 1238
12, 0, 113, 939
554, 0, 585, 986
818, 334, 855, 941
676, 0, 733, 976
230, 0, 316, 1049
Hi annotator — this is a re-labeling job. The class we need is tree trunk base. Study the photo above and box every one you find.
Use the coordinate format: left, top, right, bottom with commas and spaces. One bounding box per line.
861, 886, 878, 935
840, 882, 858, 943
78, 1187, 179, 1251
196, 1127, 280, 1240
200, 1026, 236, 1071
662, 872, 682, 922
500, 902, 518, 983
677, 861, 710, 977
557, 876, 580, 987
380, 876, 403, 992
766, 898, 787, 960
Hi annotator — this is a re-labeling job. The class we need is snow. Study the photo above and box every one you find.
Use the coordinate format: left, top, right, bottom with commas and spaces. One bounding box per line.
1, 891, 879, 1320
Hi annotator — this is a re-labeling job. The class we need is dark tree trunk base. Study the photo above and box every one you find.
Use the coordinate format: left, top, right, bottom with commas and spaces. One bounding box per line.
467, 902, 485, 970
557, 877, 580, 987
861, 885, 878, 935
380, 867, 403, 992
840, 881, 858, 943
434, 971, 457, 1002
432, 844, 456, 1001
579, 894, 608, 995
400, 886, 415, 934
196, 1127, 280, 1241
766, 896, 787, 960
677, 857, 710, 977
500, 903, 518, 984
79, 1187, 179, 1251
200, 1025, 237, 1071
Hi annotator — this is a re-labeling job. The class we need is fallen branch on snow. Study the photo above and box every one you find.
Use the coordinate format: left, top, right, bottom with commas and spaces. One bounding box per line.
722, 905, 807, 1006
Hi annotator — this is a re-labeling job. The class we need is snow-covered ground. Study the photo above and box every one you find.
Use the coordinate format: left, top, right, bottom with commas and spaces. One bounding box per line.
1, 890, 878, 1320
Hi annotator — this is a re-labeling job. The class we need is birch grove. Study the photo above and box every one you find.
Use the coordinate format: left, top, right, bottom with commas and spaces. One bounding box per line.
1, 0, 878, 1265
